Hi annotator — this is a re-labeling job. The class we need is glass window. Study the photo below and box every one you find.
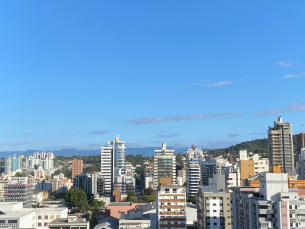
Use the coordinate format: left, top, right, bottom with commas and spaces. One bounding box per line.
8, 220, 17, 228
44, 215, 48, 219
0, 220, 5, 227
44, 223, 48, 226
50, 215, 54, 219
38, 223, 41, 227
56, 215, 60, 219
38, 215, 42, 219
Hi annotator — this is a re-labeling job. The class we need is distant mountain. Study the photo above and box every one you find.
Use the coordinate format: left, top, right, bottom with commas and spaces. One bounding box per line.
0, 147, 192, 158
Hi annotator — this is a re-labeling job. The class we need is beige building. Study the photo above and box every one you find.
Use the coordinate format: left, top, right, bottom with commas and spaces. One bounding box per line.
157, 184, 186, 229
72, 157, 83, 178
197, 190, 231, 229
154, 142, 176, 188
268, 116, 294, 172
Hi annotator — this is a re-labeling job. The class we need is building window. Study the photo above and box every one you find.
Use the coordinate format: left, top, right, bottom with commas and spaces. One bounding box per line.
8, 220, 17, 228
50, 215, 54, 219
213, 203, 216, 206
44, 223, 48, 226
56, 215, 60, 219
38, 215, 42, 219
38, 223, 41, 227
0, 220, 5, 227
44, 215, 48, 219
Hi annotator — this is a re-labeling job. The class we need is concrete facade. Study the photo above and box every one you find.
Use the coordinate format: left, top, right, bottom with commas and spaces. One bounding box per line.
157, 184, 186, 229
153, 142, 176, 188
268, 116, 294, 173
197, 191, 231, 229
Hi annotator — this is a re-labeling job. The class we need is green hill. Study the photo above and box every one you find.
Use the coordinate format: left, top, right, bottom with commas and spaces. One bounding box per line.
208, 135, 297, 160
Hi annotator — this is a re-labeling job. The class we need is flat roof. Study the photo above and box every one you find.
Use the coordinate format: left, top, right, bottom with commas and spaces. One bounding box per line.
0, 209, 37, 218
107, 202, 133, 206
49, 218, 88, 225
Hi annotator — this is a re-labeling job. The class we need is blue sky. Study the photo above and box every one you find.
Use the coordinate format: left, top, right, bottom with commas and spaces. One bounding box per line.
1, 1, 305, 151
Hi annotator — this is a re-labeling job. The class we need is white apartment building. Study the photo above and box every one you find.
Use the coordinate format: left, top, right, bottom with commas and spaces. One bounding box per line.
231, 173, 305, 229
177, 170, 186, 187
157, 184, 186, 229
0, 202, 67, 229
239, 150, 269, 174
186, 146, 203, 198
154, 142, 176, 188
101, 135, 126, 195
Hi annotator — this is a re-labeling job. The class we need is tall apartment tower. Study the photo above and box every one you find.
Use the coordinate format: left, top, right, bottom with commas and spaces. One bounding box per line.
186, 145, 203, 198
296, 132, 305, 158
268, 116, 294, 173
157, 184, 186, 229
72, 157, 83, 178
100, 135, 126, 196
153, 142, 176, 189
5, 154, 22, 173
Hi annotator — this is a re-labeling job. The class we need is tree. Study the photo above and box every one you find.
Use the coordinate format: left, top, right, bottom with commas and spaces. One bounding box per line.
187, 195, 196, 205
89, 199, 105, 229
122, 191, 138, 203
14, 172, 27, 177
64, 188, 88, 209
84, 165, 98, 174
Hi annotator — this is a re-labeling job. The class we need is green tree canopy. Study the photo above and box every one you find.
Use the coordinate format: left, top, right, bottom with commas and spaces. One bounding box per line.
14, 172, 27, 177
64, 188, 88, 209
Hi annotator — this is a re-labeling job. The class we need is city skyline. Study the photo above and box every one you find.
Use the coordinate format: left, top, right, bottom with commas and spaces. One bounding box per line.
1, 1, 305, 151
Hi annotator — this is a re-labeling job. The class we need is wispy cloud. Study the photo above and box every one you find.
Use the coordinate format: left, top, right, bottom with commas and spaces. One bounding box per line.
227, 134, 239, 138
251, 102, 305, 116
283, 73, 305, 78
204, 80, 233, 87
277, 61, 292, 67
193, 80, 233, 87
125, 113, 243, 124
249, 133, 266, 135
201, 141, 239, 149
0, 141, 27, 146
88, 131, 110, 135
157, 134, 179, 138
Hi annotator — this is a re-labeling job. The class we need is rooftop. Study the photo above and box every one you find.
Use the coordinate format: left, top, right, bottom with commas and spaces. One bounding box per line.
49, 218, 88, 225
107, 202, 133, 206
94, 216, 119, 229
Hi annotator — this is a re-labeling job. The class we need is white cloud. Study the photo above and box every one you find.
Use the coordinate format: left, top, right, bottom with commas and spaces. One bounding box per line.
283, 73, 305, 78
227, 134, 239, 138
88, 131, 110, 135
204, 80, 233, 87
157, 133, 179, 138
251, 102, 305, 116
0, 141, 27, 146
125, 113, 243, 124
277, 61, 292, 67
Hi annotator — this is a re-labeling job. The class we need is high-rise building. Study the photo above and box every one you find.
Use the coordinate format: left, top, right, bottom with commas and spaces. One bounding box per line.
201, 160, 216, 186
296, 132, 305, 158
268, 116, 294, 173
100, 135, 126, 196
231, 172, 304, 229
5, 154, 22, 173
72, 157, 83, 178
197, 189, 231, 229
157, 184, 186, 229
153, 142, 176, 189
186, 145, 203, 198
298, 148, 305, 180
